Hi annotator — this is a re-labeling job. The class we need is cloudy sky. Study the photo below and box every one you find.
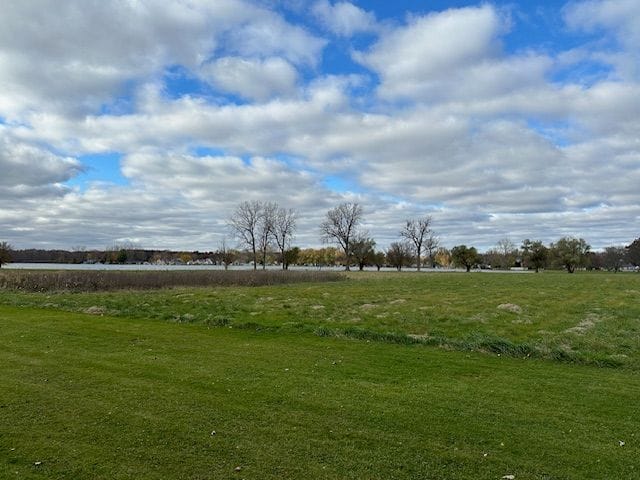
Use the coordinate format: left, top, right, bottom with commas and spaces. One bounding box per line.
1, 0, 638, 252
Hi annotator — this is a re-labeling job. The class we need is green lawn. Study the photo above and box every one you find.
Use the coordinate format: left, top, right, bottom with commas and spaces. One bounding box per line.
1, 304, 639, 479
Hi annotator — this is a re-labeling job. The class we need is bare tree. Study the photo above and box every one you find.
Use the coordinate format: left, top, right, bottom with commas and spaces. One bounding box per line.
496, 237, 518, 269
400, 217, 433, 271
228, 200, 262, 270
320, 202, 363, 271
386, 241, 413, 271
273, 207, 297, 270
217, 237, 237, 270
424, 233, 440, 268
257, 201, 277, 270
601, 246, 626, 272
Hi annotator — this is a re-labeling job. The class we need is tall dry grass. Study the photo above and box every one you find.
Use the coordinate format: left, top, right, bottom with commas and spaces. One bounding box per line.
0, 269, 344, 292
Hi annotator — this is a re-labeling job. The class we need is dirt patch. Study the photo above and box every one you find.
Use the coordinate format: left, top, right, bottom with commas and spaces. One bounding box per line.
311, 305, 325, 310
497, 303, 522, 314
565, 313, 600, 334
407, 333, 430, 340
84, 306, 106, 315
360, 304, 377, 309
390, 299, 406, 305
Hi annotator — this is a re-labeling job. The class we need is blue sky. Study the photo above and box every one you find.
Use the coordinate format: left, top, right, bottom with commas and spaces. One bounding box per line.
0, 0, 639, 251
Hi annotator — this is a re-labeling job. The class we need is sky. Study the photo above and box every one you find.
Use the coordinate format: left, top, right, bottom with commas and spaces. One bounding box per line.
1, 0, 639, 252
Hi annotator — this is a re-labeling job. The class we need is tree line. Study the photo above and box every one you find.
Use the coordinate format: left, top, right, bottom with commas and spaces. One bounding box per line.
2, 202, 640, 272
227, 200, 640, 273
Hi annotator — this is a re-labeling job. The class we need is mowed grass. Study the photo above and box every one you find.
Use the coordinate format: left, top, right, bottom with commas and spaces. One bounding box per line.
1, 305, 639, 479
2, 271, 639, 368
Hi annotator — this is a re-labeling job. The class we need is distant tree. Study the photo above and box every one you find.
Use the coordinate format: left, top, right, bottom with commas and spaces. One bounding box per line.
521, 239, 548, 273
495, 237, 518, 269
400, 217, 433, 271
451, 245, 480, 272
116, 249, 128, 264
273, 207, 297, 270
434, 247, 451, 268
627, 238, 640, 268
550, 237, 590, 273
424, 233, 440, 268
602, 246, 626, 272
386, 241, 413, 271
321, 247, 339, 268
320, 202, 363, 271
283, 246, 300, 269
298, 248, 316, 267
482, 249, 502, 269
216, 238, 236, 270
350, 235, 376, 271
372, 251, 386, 271
229, 200, 262, 270
0, 241, 13, 268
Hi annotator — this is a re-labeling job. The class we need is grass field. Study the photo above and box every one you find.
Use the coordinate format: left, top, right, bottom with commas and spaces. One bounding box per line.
1, 271, 639, 479
2, 271, 639, 368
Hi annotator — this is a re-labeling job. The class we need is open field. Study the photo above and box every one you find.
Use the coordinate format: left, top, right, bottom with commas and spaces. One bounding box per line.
2, 271, 639, 368
1, 271, 639, 478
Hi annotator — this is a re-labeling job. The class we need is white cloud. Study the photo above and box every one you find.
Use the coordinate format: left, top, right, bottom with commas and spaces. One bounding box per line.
564, 0, 640, 47
353, 5, 558, 106
0, 127, 82, 202
224, 11, 327, 66
203, 57, 298, 100
312, 1, 378, 37
564, 0, 640, 78
0, 0, 324, 119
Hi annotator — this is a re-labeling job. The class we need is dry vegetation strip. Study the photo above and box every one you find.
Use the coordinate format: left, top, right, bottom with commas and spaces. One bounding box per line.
0, 269, 344, 292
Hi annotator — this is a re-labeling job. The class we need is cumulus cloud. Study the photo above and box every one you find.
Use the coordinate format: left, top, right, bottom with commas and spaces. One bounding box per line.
0, 130, 81, 187
0, 0, 324, 119
312, 1, 378, 36
224, 10, 326, 66
564, 0, 640, 47
564, 0, 640, 78
0, 127, 82, 203
353, 5, 557, 104
203, 57, 298, 100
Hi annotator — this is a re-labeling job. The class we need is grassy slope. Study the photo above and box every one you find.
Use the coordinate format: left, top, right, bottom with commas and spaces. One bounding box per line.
1, 305, 639, 479
2, 271, 639, 367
